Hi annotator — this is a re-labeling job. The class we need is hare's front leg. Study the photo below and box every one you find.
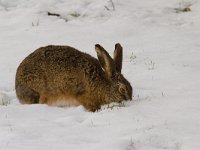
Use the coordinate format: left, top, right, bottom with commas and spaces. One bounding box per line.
80, 98, 101, 112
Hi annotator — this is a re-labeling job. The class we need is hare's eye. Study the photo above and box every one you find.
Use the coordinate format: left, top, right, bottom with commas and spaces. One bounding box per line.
119, 87, 126, 94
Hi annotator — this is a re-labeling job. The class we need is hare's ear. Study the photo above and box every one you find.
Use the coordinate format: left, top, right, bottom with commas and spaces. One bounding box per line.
95, 44, 115, 78
113, 43, 123, 73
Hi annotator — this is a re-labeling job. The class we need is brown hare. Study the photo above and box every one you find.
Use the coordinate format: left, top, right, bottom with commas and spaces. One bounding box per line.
15, 43, 132, 112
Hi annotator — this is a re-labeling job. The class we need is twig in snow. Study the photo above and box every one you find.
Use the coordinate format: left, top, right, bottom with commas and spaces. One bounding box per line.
47, 12, 60, 17
175, 7, 191, 13
47, 12, 68, 22
126, 138, 136, 150
32, 19, 40, 27
105, 0, 115, 11
110, 0, 115, 11
175, 0, 193, 13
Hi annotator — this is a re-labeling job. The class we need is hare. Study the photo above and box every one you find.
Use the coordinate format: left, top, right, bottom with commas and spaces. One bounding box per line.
15, 43, 132, 112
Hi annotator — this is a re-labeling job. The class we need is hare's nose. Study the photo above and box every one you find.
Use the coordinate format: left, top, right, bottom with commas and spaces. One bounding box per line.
125, 93, 132, 100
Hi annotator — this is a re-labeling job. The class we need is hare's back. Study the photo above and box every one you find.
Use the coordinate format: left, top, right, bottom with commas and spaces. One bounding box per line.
16, 45, 102, 89
20, 45, 98, 67
41, 45, 100, 73
17, 45, 101, 82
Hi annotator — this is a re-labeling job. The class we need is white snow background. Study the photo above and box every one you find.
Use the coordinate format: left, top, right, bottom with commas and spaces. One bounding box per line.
0, 0, 200, 149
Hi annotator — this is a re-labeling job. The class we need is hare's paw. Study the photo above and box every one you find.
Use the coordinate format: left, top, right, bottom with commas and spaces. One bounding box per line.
83, 103, 101, 112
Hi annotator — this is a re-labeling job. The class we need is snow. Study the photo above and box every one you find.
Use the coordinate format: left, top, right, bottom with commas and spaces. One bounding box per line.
0, 0, 200, 149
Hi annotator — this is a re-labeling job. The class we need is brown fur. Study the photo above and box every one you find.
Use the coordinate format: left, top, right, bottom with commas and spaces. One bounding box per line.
15, 44, 132, 112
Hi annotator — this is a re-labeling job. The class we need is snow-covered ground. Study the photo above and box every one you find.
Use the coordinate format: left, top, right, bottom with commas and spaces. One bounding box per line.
0, 0, 200, 149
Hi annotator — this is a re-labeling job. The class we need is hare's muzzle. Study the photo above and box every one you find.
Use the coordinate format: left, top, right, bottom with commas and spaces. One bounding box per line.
125, 93, 133, 101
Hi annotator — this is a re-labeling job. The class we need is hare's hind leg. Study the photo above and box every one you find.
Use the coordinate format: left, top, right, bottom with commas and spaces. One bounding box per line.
16, 84, 40, 104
